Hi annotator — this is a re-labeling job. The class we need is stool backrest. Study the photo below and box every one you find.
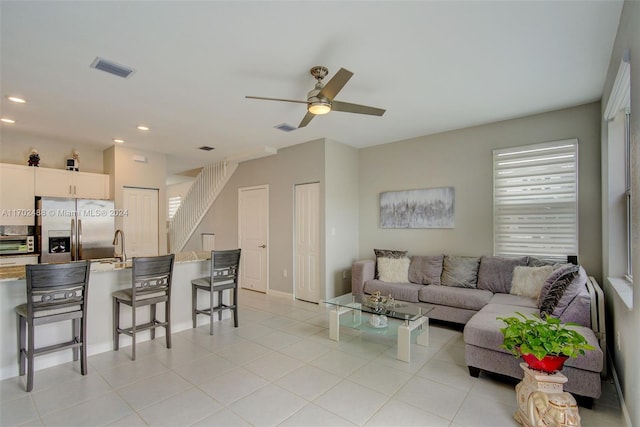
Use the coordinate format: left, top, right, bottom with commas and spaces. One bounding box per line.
131, 254, 175, 298
25, 261, 91, 319
210, 249, 241, 284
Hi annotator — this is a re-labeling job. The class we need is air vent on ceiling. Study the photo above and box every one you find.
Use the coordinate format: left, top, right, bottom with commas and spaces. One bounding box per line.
274, 123, 297, 132
90, 57, 136, 79
198, 146, 215, 151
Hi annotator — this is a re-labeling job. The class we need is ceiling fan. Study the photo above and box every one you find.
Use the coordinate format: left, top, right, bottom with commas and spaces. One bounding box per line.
245, 66, 386, 128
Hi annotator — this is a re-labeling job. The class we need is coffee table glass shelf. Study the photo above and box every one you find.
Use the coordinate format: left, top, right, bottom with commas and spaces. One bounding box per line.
325, 293, 434, 363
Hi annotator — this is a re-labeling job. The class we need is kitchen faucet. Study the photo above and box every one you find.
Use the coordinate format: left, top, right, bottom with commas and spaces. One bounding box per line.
113, 229, 127, 263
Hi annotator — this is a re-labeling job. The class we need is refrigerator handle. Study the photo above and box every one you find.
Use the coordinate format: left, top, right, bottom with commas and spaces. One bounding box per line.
70, 218, 76, 261
78, 219, 83, 260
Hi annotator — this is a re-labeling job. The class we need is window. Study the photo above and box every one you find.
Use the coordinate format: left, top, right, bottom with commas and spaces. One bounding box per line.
604, 53, 632, 281
493, 139, 578, 260
168, 196, 181, 220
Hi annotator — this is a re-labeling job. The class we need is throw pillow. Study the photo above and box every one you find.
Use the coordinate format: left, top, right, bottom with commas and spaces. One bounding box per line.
477, 256, 528, 294
373, 249, 408, 279
510, 266, 554, 299
377, 257, 410, 283
440, 255, 481, 288
408, 255, 444, 285
539, 265, 586, 317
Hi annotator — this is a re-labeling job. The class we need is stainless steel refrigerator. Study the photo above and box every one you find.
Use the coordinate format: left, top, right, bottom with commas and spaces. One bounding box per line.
36, 197, 115, 263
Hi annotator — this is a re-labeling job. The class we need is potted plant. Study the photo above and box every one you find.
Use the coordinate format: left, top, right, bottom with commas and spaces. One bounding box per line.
498, 312, 595, 373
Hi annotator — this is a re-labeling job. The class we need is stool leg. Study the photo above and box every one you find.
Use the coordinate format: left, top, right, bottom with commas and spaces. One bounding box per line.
26, 322, 35, 392
131, 302, 137, 361
113, 297, 120, 351
165, 298, 172, 349
17, 313, 26, 376
192, 284, 197, 329
150, 304, 156, 340
209, 288, 215, 335
72, 318, 79, 361
80, 316, 88, 376
233, 287, 239, 327
217, 290, 223, 321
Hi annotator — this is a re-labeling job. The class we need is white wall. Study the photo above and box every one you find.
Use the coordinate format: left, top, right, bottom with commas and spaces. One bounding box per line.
0, 128, 105, 172
358, 102, 603, 280
600, 2, 640, 426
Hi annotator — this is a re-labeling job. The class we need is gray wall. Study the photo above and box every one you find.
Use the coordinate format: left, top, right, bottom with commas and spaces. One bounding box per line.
600, 2, 640, 426
186, 139, 326, 294
324, 139, 359, 299
358, 102, 603, 281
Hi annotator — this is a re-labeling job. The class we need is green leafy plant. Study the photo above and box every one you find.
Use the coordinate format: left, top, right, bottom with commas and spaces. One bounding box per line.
498, 312, 595, 360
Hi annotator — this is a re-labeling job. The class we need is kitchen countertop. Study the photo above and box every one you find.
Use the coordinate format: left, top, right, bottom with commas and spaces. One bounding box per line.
0, 251, 212, 281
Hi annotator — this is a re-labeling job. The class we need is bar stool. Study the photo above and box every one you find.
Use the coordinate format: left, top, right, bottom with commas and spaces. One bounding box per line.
192, 249, 241, 335
112, 254, 175, 360
16, 261, 91, 392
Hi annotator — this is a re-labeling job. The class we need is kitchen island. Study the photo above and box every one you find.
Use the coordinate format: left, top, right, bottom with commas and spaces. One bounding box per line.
0, 252, 214, 380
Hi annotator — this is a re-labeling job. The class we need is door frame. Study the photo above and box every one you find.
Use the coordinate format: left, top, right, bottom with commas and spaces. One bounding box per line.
238, 185, 269, 292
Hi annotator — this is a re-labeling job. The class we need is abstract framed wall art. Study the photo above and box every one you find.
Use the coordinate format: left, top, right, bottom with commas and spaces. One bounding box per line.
380, 187, 455, 229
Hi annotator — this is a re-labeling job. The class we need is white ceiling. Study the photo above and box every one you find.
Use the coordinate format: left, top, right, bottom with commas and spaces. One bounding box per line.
0, 1, 623, 177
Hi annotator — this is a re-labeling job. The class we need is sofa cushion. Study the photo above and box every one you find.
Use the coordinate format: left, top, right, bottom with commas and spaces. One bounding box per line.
510, 265, 554, 298
377, 257, 410, 282
441, 255, 481, 288
363, 279, 422, 303
489, 293, 538, 308
418, 285, 492, 311
539, 265, 583, 317
464, 303, 603, 373
477, 256, 527, 294
408, 255, 444, 285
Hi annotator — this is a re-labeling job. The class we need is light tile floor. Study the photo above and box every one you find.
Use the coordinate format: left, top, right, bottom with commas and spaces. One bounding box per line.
0, 289, 624, 427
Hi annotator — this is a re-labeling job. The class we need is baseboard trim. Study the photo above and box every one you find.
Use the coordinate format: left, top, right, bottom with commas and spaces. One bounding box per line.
609, 360, 632, 427
267, 289, 294, 300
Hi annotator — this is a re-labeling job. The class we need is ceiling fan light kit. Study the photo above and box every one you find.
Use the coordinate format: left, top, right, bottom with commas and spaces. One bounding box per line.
308, 101, 331, 115
246, 66, 385, 128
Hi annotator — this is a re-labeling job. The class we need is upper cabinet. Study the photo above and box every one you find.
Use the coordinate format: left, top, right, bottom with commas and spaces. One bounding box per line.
0, 164, 36, 225
34, 168, 110, 199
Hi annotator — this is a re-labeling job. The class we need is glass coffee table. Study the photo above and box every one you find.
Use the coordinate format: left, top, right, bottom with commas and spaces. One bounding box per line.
325, 293, 434, 363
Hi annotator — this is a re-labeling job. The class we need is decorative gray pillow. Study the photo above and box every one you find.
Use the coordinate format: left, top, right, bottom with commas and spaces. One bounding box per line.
477, 256, 528, 294
441, 255, 481, 288
373, 249, 408, 279
539, 264, 582, 316
408, 255, 444, 285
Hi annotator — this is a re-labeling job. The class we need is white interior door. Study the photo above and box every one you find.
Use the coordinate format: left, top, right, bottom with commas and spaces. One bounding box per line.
295, 183, 320, 303
123, 187, 159, 257
238, 186, 268, 293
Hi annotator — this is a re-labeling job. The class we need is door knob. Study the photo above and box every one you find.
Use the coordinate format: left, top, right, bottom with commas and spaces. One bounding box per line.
258, 244, 266, 248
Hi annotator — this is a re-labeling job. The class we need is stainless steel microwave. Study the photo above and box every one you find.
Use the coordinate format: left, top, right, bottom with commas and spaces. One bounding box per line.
0, 225, 35, 255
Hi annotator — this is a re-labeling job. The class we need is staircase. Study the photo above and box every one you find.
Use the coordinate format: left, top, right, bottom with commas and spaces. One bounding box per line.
169, 161, 237, 252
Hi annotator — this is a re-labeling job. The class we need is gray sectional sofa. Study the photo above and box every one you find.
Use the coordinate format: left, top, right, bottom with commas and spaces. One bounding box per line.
351, 254, 606, 406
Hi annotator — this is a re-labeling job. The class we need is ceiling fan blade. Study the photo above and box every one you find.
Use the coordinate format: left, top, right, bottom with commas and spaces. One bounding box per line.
245, 96, 308, 104
318, 68, 353, 101
298, 112, 315, 128
331, 100, 386, 116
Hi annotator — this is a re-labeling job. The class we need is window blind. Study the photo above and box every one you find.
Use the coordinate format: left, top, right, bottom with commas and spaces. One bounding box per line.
493, 139, 578, 260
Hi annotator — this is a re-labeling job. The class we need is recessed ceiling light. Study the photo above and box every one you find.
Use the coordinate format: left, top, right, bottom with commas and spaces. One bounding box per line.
8, 96, 26, 104
113, 138, 125, 144
1, 118, 16, 124
137, 125, 149, 131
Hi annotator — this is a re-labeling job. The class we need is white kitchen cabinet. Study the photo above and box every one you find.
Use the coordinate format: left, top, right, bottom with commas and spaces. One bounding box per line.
0, 255, 38, 266
0, 163, 36, 225
35, 168, 109, 199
